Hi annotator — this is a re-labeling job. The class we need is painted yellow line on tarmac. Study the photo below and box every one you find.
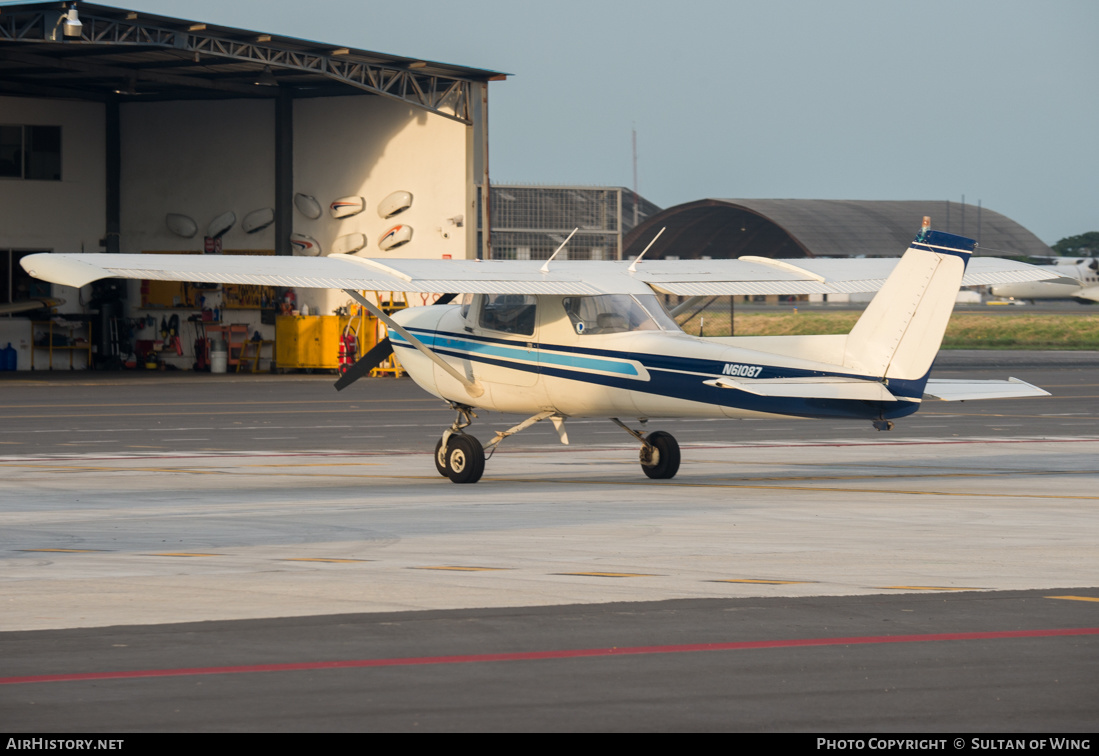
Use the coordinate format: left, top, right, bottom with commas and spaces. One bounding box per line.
556, 572, 659, 578
880, 585, 980, 591
413, 566, 510, 572
487, 476, 1099, 500
233, 462, 385, 469
283, 558, 372, 564
713, 579, 813, 585
21, 548, 104, 553
5, 459, 1099, 500
147, 553, 222, 558
626, 469, 1098, 483
1, 465, 226, 475
1046, 595, 1099, 603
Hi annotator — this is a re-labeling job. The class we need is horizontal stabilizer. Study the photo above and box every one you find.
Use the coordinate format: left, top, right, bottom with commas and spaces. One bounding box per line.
704, 376, 898, 402
923, 377, 1050, 401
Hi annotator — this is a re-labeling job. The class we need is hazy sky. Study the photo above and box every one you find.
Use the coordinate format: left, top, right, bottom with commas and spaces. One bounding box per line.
20, 0, 1097, 244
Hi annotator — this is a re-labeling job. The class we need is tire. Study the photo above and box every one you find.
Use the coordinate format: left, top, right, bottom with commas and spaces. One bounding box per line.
445, 434, 485, 484
433, 438, 449, 477
641, 430, 680, 479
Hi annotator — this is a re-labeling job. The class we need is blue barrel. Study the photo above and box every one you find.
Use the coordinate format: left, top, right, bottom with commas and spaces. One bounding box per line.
1, 343, 16, 371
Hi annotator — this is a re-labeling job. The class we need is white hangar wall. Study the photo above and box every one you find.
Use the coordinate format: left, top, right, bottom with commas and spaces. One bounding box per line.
291, 96, 471, 314
119, 95, 471, 320
0, 95, 106, 254
119, 98, 275, 256
1, 92, 475, 369
0, 96, 106, 369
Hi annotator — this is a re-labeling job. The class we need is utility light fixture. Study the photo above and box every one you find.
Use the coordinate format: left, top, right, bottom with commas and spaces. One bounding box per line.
62, 4, 82, 37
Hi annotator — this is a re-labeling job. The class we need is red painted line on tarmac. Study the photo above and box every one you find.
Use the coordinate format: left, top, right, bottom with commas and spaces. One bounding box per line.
3, 627, 1097, 686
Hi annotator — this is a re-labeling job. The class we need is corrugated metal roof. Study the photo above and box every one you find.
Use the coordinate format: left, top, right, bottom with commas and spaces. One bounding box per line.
624, 199, 1053, 260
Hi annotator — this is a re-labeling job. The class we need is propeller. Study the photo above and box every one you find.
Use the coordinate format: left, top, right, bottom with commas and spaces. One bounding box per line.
333, 293, 459, 391
334, 337, 392, 391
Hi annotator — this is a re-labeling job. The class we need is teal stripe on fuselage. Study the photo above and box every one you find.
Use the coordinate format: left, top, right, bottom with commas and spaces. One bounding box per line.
392, 331, 640, 377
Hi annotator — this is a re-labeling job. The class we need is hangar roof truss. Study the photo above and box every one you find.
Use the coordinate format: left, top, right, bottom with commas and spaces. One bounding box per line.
0, 2, 505, 122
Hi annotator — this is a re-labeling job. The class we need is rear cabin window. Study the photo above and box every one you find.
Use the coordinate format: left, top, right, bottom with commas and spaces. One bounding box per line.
563, 294, 680, 335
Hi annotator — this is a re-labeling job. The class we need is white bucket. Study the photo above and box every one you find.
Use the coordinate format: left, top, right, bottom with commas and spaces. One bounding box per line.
210, 351, 228, 373
210, 339, 228, 374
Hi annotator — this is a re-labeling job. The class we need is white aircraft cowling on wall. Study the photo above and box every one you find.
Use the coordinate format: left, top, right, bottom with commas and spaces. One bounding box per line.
22, 225, 1056, 483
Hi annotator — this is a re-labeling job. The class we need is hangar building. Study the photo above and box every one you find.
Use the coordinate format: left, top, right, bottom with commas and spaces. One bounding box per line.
623, 199, 1053, 261
1, 2, 503, 369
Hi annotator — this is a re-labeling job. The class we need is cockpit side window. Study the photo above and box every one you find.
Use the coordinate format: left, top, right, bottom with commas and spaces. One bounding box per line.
562, 294, 681, 335
478, 293, 537, 336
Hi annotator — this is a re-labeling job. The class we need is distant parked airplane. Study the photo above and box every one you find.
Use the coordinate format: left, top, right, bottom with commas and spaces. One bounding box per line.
990, 258, 1099, 303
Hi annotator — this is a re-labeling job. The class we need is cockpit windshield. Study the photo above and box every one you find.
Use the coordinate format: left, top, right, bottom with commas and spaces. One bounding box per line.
562, 294, 681, 335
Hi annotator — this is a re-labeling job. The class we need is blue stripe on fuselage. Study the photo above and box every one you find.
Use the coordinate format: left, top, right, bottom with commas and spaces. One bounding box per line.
395, 327, 923, 421
395, 330, 640, 376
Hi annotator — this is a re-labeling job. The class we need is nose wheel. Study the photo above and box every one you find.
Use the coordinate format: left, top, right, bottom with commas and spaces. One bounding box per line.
436, 434, 485, 484
611, 418, 681, 479
434, 404, 486, 484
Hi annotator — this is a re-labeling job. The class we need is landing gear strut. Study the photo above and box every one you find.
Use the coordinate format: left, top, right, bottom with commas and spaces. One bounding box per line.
612, 418, 681, 479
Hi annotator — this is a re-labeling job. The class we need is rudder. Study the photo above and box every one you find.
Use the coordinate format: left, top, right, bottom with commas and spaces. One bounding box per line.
843, 229, 975, 381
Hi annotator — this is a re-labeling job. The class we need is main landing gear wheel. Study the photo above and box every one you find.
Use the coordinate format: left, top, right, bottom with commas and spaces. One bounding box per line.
440, 434, 485, 484
640, 430, 680, 480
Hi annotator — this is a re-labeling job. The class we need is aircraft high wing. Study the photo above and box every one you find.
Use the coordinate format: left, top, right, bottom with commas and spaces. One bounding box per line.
23, 248, 1049, 297
21, 227, 1056, 483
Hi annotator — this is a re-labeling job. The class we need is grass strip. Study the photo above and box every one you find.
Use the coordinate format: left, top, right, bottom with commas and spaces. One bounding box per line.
682, 311, 1099, 350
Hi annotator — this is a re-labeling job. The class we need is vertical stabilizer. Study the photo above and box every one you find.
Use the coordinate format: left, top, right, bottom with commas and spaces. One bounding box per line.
843, 229, 975, 381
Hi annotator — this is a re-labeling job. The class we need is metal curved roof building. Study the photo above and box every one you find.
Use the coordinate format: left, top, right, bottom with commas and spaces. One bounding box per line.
623, 199, 1052, 260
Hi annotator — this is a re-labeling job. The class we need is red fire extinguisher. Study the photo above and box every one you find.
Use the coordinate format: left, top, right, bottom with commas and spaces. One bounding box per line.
338, 321, 358, 374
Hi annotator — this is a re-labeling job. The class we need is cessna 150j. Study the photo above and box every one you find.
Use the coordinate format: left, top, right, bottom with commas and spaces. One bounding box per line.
22, 221, 1054, 484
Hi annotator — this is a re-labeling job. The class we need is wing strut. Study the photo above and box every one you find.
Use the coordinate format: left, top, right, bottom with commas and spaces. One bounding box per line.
342, 289, 484, 397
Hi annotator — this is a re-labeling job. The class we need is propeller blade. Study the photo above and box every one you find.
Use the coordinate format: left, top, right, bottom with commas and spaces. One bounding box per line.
334, 294, 453, 391
334, 337, 392, 391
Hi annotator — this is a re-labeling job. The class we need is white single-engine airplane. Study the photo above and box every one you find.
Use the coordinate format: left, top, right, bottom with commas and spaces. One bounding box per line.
22, 221, 1055, 483
989, 257, 1099, 303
